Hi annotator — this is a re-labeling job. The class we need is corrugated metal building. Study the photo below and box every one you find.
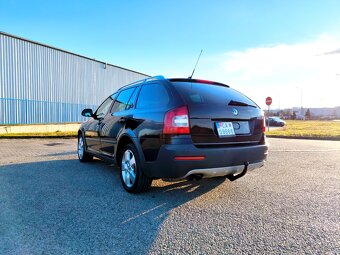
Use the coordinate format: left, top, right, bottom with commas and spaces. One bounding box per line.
0, 32, 149, 124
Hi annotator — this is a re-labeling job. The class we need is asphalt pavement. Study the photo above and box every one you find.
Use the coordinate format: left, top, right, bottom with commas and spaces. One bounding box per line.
0, 138, 339, 254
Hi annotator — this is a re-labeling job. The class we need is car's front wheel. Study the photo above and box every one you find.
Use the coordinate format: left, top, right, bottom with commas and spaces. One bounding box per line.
120, 144, 152, 193
78, 134, 93, 162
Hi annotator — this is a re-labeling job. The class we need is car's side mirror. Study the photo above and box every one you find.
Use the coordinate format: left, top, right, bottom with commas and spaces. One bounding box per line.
81, 108, 93, 117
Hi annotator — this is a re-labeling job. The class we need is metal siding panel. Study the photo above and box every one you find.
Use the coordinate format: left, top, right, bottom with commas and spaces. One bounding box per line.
0, 33, 149, 124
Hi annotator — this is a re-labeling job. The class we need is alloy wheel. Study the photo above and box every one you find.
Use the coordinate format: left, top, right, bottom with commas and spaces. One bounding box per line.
121, 149, 137, 188
78, 136, 84, 159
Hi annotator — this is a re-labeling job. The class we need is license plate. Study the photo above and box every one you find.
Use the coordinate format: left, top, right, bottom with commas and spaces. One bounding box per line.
215, 122, 235, 137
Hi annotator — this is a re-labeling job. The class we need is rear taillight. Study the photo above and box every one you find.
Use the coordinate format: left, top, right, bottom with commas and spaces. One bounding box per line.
163, 106, 190, 134
174, 156, 205, 161
262, 114, 266, 132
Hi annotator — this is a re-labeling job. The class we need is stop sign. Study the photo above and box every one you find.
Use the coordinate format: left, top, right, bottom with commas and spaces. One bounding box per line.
266, 97, 272, 106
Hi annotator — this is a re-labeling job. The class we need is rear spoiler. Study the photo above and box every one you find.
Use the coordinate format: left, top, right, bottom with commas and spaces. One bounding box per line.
168, 78, 230, 88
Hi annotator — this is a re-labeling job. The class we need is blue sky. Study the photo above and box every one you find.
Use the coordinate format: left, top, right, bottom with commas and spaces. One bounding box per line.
1, 0, 340, 108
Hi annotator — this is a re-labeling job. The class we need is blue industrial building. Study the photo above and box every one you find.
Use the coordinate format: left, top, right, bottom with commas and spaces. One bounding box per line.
0, 32, 149, 124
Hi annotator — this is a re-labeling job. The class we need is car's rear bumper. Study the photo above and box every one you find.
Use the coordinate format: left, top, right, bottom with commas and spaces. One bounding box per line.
182, 161, 264, 179
143, 143, 268, 179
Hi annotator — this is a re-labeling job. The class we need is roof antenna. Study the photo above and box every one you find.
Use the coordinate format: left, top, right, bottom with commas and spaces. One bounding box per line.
188, 49, 203, 79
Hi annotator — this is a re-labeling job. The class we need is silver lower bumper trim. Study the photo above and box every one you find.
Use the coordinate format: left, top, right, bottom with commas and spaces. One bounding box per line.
182, 161, 265, 179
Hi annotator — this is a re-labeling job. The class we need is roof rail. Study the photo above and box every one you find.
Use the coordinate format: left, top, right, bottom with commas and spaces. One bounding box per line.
121, 75, 165, 89
148, 75, 165, 81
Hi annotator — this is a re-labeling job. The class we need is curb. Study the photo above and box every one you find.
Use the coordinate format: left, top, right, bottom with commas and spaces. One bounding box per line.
267, 135, 340, 141
0, 136, 77, 139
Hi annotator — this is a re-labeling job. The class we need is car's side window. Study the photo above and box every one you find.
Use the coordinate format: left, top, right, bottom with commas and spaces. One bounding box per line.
111, 87, 136, 114
126, 87, 139, 110
136, 83, 170, 109
95, 95, 115, 119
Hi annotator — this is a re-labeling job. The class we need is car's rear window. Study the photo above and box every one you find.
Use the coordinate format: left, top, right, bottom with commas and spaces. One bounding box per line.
172, 82, 257, 107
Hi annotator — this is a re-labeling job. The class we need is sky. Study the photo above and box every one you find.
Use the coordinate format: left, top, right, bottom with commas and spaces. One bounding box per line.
1, 0, 340, 109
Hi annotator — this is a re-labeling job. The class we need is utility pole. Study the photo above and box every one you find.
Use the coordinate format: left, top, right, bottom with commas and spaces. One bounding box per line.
296, 86, 303, 119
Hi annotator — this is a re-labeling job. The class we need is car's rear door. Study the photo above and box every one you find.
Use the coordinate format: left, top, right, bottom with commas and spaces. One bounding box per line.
99, 87, 138, 156
172, 81, 264, 146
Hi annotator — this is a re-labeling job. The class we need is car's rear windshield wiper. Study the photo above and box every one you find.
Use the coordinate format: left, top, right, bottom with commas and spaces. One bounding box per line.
228, 100, 257, 108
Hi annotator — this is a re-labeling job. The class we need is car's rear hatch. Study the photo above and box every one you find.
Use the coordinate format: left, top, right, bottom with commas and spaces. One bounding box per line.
171, 80, 264, 146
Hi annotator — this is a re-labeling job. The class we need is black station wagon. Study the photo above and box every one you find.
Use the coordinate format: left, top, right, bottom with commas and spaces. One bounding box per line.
78, 76, 268, 193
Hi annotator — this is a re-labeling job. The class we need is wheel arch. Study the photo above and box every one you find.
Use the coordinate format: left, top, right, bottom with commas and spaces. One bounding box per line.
115, 132, 145, 168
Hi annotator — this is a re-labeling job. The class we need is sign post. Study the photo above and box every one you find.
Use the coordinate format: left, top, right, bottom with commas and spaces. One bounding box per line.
265, 97, 272, 131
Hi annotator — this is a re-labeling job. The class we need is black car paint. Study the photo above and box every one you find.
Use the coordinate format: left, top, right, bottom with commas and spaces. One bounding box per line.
79, 78, 267, 179
80, 81, 175, 163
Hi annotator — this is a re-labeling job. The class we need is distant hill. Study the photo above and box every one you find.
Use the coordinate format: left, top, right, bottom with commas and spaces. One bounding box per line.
270, 106, 340, 120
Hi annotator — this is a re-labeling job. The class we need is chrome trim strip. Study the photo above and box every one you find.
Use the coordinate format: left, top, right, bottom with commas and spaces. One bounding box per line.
182, 161, 264, 178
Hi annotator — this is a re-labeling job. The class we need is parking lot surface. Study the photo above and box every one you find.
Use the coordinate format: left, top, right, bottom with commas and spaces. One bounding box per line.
0, 138, 339, 254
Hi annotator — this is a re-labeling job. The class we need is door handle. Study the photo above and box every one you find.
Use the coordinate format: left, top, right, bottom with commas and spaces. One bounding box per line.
119, 117, 127, 123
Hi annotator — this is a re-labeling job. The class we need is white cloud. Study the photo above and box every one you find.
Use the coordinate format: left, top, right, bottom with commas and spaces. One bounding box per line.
198, 35, 340, 109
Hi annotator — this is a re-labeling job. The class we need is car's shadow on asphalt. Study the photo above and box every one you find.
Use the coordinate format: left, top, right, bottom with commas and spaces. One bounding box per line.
0, 158, 229, 254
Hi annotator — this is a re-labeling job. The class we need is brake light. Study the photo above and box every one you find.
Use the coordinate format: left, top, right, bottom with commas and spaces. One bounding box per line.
262, 115, 266, 132
195, 79, 214, 84
163, 106, 190, 134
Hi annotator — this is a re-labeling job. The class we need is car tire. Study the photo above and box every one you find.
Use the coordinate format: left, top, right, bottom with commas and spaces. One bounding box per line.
78, 134, 93, 162
120, 143, 152, 193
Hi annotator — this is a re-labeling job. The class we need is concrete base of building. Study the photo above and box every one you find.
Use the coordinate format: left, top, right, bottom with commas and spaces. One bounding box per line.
0, 123, 81, 134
